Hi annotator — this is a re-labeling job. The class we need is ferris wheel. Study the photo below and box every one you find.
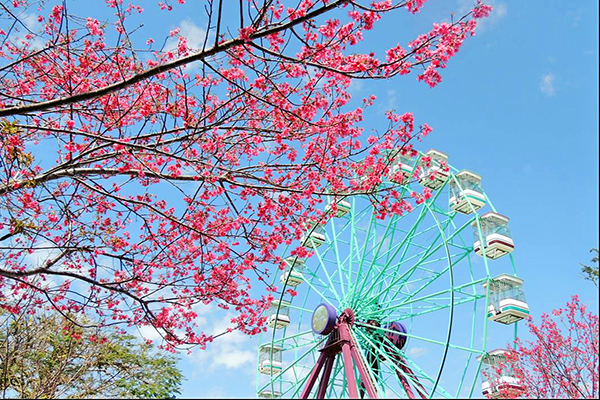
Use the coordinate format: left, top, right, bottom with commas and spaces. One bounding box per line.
256, 149, 530, 399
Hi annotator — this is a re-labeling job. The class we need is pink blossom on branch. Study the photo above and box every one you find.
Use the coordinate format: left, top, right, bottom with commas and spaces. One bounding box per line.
496, 296, 599, 399
473, 1, 493, 19
0, 0, 491, 349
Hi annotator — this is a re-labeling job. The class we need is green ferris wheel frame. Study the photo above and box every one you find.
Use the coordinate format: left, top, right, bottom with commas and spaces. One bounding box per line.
256, 150, 524, 399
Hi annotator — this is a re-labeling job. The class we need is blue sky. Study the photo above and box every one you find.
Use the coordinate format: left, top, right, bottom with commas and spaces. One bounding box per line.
154, 1, 597, 397
3, 0, 598, 397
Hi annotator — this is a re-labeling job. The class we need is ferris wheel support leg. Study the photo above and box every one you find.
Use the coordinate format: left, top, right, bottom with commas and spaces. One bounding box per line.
401, 362, 427, 399
341, 340, 360, 398
395, 368, 417, 399
349, 345, 379, 398
300, 351, 328, 399
393, 355, 427, 399
340, 321, 379, 399
317, 354, 336, 398
407, 368, 427, 399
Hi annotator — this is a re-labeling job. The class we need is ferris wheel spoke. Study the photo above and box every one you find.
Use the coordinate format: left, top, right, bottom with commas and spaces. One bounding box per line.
447, 240, 473, 252
372, 216, 476, 308
327, 211, 350, 300
318, 209, 371, 299
272, 329, 322, 350
358, 329, 456, 399
355, 322, 485, 358
377, 278, 476, 319
375, 338, 434, 396
300, 267, 341, 308
345, 196, 363, 294
348, 216, 378, 302
350, 212, 404, 305
357, 228, 432, 310
378, 336, 454, 398
356, 251, 442, 311
359, 210, 402, 271
352, 247, 435, 312
371, 368, 404, 398
308, 235, 348, 305
395, 276, 486, 309
344, 197, 378, 303
354, 358, 399, 399
377, 217, 428, 278
390, 296, 482, 319
280, 367, 312, 398
364, 277, 487, 320
357, 220, 456, 308
353, 327, 435, 398
258, 339, 324, 395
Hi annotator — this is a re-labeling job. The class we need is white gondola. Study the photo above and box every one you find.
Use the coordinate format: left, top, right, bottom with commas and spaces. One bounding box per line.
259, 344, 283, 376
418, 149, 449, 190
478, 349, 525, 399
449, 170, 486, 214
358, 163, 374, 184
483, 274, 530, 325
325, 199, 351, 218
258, 390, 282, 398
267, 300, 291, 329
388, 149, 416, 184
301, 221, 326, 249
280, 256, 305, 287
472, 212, 514, 260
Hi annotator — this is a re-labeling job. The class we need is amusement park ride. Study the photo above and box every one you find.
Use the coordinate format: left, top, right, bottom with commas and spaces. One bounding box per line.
256, 149, 530, 399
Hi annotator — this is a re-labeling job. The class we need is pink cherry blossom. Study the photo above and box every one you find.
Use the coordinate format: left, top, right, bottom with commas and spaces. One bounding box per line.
0, 0, 492, 350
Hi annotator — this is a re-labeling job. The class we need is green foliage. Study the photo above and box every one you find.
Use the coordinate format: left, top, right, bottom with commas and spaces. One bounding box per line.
581, 248, 599, 287
0, 312, 183, 399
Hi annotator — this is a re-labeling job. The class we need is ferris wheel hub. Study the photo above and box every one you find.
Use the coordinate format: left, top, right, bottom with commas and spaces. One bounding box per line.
340, 308, 355, 326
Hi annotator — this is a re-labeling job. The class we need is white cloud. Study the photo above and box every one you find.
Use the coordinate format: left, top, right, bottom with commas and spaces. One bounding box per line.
164, 19, 210, 72
477, 2, 507, 33
7, 11, 45, 50
540, 73, 556, 96
178, 19, 209, 50
165, 19, 208, 52
138, 325, 166, 342
25, 249, 59, 267
407, 346, 429, 358
200, 386, 228, 398
495, 3, 508, 18
348, 79, 364, 94
379, 89, 398, 113
213, 346, 256, 369
567, 9, 583, 28
191, 301, 213, 327
188, 313, 257, 373
135, 301, 217, 345
299, 66, 326, 91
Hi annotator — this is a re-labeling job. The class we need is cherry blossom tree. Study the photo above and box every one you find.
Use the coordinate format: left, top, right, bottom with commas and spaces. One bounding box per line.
0, 0, 492, 349
493, 296, 599, 399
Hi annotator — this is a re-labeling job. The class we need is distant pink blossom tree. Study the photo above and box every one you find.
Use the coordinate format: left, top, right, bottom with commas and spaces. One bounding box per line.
494, 296, 599, 399
0, 0, 491, 349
